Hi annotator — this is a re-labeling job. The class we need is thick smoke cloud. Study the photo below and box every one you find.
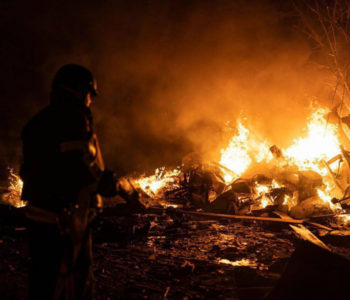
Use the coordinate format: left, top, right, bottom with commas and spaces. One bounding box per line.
0, 0, 336, 175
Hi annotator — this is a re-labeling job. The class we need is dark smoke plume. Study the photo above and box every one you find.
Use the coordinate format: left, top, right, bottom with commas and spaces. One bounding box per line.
0, 0, 337, 175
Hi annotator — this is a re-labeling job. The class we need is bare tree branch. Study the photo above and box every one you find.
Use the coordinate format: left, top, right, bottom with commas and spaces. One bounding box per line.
293, 0, 350, 111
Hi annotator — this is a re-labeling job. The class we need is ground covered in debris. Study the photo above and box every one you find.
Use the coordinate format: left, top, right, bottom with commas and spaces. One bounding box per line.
1, 206, 350, 300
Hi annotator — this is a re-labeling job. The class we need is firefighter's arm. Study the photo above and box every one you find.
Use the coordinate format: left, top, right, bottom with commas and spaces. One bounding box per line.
60, 133, 144, 209
60, 136, 125, 197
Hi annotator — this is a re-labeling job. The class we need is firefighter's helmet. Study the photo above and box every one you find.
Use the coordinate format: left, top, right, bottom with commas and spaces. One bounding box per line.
52, 64, 98, 98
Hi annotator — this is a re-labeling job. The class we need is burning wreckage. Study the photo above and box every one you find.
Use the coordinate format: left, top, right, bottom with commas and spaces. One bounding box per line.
134, 106, 350, 223
4, 106, 350, 220
3, 105, 350, 299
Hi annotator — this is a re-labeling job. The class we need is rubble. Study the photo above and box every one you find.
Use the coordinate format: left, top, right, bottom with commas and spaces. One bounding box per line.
1, 202, 350, 299
290, 196, 333, 219
2, 106, 350, 298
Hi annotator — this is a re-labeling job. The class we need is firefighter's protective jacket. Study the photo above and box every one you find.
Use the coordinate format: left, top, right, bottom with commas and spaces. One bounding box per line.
20, 90, 104, 213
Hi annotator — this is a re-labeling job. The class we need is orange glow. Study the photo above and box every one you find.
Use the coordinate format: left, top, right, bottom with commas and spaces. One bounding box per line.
2, 169, 26, 208
316, 188, 337, 210
283, 194, 298, 210
253, 180, 280, 209
255, 183, 271, 208
282, 107, 342, 209
219, 120, 251, 183
7, 105, 344, 219
337, 214, 350, 226
284, 107, 341, 177
134, 167, 181, 197
134, 105, 344, 215
218, 258, 257, 268
255, 141, 273, 163
217, 106, 343, 211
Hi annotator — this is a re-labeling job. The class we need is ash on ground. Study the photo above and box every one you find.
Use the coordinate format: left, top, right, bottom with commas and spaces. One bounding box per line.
3, 205, 350, 300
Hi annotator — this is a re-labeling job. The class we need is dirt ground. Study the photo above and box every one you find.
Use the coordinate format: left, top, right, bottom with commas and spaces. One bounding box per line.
0, 207, 349, 299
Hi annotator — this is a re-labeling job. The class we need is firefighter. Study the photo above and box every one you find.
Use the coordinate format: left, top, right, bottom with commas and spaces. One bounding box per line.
20, 64, 139, 299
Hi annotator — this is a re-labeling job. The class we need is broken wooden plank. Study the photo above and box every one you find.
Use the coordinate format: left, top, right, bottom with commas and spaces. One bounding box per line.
274, 210, 331, 250
322, 159, 345, 193
331, 194, 350, 204
175, 209, 304, 224
273, 210, 332, 231
290, 225, 330, 251
273, 210, 294, 220
327, 154, 343, 165
341, 145, 350, 168
304, 221, 332, 231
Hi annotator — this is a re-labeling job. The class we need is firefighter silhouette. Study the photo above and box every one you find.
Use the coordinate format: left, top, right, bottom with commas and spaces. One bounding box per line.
21, 64, 140, 299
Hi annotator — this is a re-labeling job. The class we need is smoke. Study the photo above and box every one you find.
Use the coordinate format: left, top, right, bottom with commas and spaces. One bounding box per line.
0, 0, 337, 174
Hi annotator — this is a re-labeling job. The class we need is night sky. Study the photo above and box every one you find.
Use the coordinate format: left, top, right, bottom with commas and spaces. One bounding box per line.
0, 0, 336, 176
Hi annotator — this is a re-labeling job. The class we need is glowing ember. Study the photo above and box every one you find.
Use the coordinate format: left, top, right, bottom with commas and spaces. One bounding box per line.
255, 183, 270, 209
134, 167, 181, 197
283, 194, 298, 210
253, 180, 280, 209
337, 214, 350, 226
220, 120, 252, 183
316, 188, 338, 210
218, 258, 258, 268
158, 202, 180, 209
1, 168, 26, 208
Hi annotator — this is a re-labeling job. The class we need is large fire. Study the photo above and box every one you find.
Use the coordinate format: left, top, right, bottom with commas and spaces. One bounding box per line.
134, 105, 345, 216
219, 107, 340, 179
3, 105, 348, 221
217, 106, 343, 211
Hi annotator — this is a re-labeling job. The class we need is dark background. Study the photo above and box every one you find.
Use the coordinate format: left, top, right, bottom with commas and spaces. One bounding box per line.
0, 0, 335, 175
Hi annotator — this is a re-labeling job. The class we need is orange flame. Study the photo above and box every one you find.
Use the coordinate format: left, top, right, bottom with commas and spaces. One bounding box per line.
219, 120, 251, 183
254, 180, 280, 209
282, 107, 342, 209
218, 106, 343, 211
337, 214, 350, 226
2, 168, 26, 208
284, 108, 340, 176
134, 167, 181, 197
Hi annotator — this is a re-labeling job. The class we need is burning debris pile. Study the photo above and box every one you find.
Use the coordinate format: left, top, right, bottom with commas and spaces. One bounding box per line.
133, 106, 350, 223
3, 106, 350, 299
3, 105, 350, 226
